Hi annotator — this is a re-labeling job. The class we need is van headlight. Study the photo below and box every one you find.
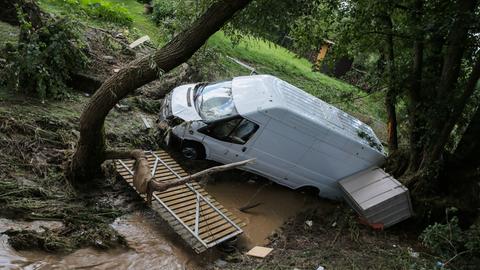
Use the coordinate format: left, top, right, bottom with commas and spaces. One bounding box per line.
159, 92, 173, 121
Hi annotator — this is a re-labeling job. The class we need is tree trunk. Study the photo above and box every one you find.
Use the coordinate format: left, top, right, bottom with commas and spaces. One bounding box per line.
0, 0, 44, 28
383, 14, 398, 151
406, 0, 424, 172
426, 56, 480, 166
68, 0, 251, 186
452, 107, 480, 169
422, 0, 478, 166
0, 0, 22, 25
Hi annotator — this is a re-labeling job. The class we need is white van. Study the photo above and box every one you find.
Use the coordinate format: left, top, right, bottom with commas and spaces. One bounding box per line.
158, 75, 385, 199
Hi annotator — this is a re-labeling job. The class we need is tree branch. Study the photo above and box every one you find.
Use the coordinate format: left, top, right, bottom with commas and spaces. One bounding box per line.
146, 158, 255, 204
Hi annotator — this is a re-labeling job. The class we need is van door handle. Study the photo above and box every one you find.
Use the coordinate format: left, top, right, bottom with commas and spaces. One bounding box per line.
242, 147, 247, 152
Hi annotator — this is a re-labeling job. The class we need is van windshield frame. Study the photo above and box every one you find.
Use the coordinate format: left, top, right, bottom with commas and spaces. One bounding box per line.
194, 81, 238, 122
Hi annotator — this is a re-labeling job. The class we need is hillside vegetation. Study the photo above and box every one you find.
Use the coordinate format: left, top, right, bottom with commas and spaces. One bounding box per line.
36, 0, 386, 138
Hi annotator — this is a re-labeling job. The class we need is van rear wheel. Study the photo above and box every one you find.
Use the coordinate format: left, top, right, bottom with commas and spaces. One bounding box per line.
181, 141, 205, 160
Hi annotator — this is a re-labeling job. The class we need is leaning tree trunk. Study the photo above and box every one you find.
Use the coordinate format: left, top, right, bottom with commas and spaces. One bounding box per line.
68, 0, 251, 186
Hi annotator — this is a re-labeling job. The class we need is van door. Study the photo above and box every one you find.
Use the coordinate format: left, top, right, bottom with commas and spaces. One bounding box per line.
199, 117, 259, 164
221, 118, 260, 162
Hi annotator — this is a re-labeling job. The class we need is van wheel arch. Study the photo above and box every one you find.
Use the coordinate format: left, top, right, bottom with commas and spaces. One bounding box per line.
295, 185, 320, 196
181, 140, 206, 160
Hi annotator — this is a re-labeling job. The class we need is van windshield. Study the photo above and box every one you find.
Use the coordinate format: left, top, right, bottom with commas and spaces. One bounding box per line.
194, 81, 238, 122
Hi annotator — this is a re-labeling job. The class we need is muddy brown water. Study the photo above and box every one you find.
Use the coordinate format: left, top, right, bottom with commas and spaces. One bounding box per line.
1, 174, 335, 269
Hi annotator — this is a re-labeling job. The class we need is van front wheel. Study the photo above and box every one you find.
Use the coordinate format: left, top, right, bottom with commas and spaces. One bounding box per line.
181, 141, 205, 160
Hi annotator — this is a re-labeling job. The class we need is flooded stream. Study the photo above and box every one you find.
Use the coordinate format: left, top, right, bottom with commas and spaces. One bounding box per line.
1, 173, 335, 269
0, 213, 193, 270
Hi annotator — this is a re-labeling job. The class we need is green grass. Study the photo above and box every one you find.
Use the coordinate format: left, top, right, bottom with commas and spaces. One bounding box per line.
107, 0, 167, 44
0, 22, 19, 48
38, 0, 167, 44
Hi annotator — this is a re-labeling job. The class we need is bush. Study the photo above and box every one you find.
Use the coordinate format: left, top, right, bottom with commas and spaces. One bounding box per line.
420, 207, 480, 267
151, 0, 176, 25
2, 16, 88, 99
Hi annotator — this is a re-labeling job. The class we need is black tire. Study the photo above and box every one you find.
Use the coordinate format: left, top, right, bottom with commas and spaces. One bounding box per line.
181, 141, 205, 160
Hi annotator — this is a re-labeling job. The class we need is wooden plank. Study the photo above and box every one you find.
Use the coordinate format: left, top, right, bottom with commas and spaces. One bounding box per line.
184, 211, 237, 226
201, 223, 235, 239
162, 192, 205, 205
121, 159, 179, 167
198, 219, 230, 235
205, 226, 239, 244
116, 164, 185, 175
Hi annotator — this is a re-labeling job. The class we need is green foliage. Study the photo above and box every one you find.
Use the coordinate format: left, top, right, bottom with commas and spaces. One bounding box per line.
47, 0, 133, 26
151, 0, 177, 35
2, 16, 88, 100
151, 0, 210, 37
420, 208, 480, 266
151, 0, 176, 24
420, 208, 464, 258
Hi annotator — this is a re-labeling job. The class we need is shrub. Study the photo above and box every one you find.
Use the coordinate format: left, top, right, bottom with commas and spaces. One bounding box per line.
420, 207, 480, 267
2, 15, 88, 99
151, 0, 176, 25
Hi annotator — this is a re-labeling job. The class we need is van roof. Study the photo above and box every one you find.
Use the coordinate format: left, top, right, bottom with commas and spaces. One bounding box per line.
231, 75, 384, 153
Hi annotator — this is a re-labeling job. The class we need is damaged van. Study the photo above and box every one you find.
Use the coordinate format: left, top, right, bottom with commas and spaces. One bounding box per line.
158, 75, 385, 199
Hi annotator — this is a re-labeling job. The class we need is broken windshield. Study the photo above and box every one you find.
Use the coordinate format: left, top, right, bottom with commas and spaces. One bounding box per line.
194, 81, 238, 122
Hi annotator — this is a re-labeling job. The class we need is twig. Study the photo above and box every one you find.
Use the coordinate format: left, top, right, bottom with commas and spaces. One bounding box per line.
239, 202, 262, 212
148, 158, 256, 193
238, 182, 269, 212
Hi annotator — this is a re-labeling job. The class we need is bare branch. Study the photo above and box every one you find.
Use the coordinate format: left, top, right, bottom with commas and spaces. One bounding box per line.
146, 158, 255, 204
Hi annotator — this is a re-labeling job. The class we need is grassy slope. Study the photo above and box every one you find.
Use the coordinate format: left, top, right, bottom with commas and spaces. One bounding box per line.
0, 22, 19, 48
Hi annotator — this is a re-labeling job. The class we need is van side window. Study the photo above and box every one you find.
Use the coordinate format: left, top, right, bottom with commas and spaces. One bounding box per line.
205, 118, 259, 144
230, 119, 259, 144
210, 118, 242, 139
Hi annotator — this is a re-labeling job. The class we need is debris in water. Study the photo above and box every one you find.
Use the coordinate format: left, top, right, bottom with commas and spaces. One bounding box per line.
214, 259, 228, 267
305, 220, 313, 227
239, 202, 262, 212
246, 246, 273, 258
129, 35, 150, 49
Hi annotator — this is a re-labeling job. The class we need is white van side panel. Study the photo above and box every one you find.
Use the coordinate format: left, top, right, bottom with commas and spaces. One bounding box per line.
255, 107, 384, 199
246, 117, 313, 186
